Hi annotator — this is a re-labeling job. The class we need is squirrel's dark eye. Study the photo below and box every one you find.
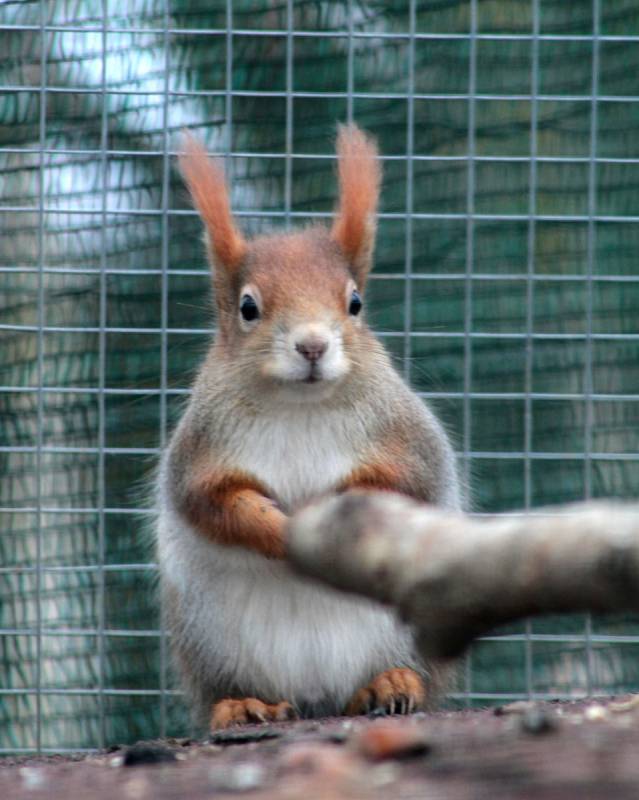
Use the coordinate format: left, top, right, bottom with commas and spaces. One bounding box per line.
349, 289, 362, 316
240, 294, 260, 322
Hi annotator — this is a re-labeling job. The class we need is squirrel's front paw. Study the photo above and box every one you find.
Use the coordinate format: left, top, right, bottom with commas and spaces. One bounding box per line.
210, 698, 297, 730
345, 668, 425, 716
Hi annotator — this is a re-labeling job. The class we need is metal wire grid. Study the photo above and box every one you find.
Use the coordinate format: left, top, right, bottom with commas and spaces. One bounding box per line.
1, 0, 639, 752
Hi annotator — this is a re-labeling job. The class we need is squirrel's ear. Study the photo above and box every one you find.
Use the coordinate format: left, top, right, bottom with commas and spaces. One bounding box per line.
178, 132, 247, 273
331, 124, 381, 288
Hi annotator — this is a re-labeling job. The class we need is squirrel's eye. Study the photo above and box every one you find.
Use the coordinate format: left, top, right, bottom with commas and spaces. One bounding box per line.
240, 294, 260, 322
349, 289, 362, 316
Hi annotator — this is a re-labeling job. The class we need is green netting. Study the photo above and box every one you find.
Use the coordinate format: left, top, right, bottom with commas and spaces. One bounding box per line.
1, 0, 639, 751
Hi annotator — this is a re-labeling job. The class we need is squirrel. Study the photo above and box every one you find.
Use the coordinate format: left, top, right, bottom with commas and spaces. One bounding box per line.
155, 124, 461, 731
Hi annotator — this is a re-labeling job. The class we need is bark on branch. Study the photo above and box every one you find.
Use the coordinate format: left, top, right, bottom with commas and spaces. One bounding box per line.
286, 492, 639, 660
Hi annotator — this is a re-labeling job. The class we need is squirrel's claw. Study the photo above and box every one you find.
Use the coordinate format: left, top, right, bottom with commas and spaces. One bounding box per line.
345, 668, 425, 717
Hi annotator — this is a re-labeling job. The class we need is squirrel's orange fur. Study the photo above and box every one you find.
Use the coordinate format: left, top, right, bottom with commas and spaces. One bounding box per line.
331, 124, 381, 286
178, 133, 247, 271
182, 468, 287, 560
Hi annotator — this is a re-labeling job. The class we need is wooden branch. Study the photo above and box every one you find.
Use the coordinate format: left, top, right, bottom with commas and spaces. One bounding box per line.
286, 492, 639, 660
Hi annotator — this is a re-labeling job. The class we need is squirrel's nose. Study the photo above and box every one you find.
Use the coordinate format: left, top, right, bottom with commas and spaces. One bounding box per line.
295, 337, 328, 363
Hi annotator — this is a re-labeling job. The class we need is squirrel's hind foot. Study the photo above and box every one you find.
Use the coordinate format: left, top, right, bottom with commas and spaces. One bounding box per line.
345, 668, 425, 716
210, 698, 297, 730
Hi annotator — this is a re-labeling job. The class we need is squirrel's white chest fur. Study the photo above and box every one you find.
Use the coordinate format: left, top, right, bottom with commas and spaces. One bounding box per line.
159, 403, 414, 713
231, 405, 358, 510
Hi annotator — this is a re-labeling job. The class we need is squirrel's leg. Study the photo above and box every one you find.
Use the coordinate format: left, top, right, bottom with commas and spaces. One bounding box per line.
345, 668, 426, 716
211, 698, 297, 729
179, 470, 288, 559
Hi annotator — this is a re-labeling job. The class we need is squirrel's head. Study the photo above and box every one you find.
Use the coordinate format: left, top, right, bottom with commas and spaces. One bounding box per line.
179, 124, 381, 401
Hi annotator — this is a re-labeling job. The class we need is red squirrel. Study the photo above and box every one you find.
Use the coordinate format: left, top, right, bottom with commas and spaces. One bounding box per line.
156, 125, 461, 730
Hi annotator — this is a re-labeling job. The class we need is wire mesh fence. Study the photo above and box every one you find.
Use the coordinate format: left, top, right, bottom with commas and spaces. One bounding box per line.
1, 0, 639, 753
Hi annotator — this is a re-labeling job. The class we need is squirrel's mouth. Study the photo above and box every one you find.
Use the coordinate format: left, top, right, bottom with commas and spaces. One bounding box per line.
302, 365, 322, 384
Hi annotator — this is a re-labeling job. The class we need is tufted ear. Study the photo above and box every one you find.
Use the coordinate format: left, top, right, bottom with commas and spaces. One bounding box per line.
178, 132, 247, 273
330, 124, 381, 288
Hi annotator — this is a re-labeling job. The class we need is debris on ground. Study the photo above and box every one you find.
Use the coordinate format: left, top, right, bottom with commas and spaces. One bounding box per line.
354, 719, 430, 760
121, 743, 178, 767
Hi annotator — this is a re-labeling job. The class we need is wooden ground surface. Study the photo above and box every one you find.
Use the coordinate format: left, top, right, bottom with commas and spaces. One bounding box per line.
2, 698, 639, 799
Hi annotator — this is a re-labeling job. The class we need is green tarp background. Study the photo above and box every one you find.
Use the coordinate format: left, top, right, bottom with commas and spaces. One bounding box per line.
1, 0, 638, 751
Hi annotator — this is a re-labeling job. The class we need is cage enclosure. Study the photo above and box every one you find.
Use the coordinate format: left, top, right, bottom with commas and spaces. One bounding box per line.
1, 0, 639, 753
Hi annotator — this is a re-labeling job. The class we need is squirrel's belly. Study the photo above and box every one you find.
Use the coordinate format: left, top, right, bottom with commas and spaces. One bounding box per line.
159, 511, 413, 711
216, 558, 408, 709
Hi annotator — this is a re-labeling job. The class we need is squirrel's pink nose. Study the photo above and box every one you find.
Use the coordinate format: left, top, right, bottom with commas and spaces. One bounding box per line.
295, 337, 328, 363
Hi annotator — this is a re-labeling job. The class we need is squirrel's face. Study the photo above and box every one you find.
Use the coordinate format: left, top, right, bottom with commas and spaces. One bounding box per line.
178, 123, 381, 403
228, 229, 367, 400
